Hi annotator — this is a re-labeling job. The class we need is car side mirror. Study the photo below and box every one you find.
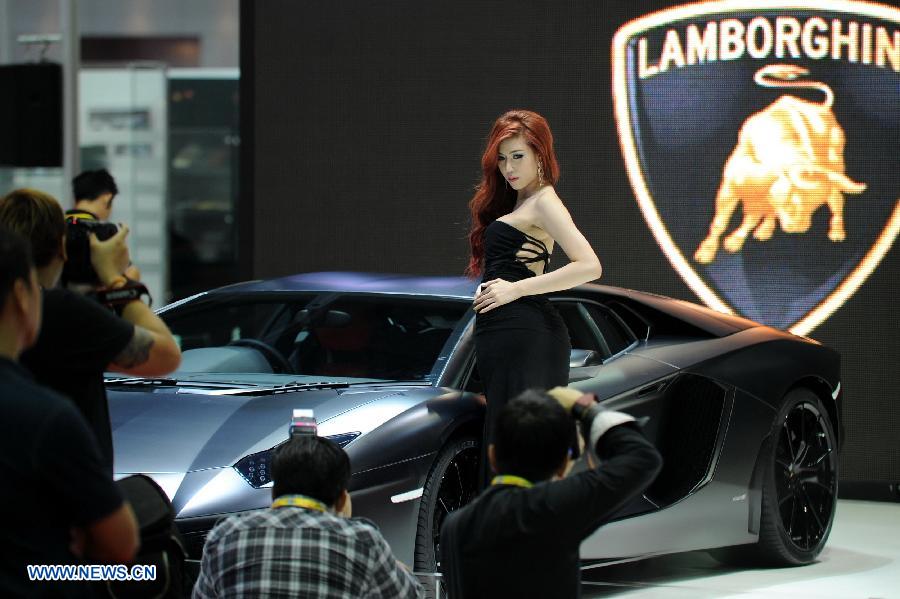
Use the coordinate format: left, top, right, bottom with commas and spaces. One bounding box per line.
569, 349, 599, 368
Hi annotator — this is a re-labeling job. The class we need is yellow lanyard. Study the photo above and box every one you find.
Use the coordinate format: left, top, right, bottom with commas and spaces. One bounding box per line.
271, 494, 328, 512
491, 475, 533, 489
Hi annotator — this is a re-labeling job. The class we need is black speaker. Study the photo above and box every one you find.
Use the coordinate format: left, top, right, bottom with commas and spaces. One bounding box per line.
0, 63, 63, 168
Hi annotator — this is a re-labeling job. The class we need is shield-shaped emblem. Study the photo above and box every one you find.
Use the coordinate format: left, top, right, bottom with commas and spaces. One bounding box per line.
613, 0, 899, 334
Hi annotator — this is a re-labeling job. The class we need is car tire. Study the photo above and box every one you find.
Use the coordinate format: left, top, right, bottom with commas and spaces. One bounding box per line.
413, 436, 480, 580
715, 387, 838, 566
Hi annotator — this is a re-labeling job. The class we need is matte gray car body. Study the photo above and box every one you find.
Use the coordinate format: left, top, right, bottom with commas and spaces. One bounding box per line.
109, 272, 841, 568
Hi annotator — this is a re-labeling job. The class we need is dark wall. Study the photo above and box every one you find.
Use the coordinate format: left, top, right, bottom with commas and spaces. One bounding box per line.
244, 0, 900, 486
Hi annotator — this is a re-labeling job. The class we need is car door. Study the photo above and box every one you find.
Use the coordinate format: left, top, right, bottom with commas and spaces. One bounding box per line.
551, 299, 749, 561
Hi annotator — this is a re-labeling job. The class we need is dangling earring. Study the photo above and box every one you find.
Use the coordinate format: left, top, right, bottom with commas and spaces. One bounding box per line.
537, 162, 545, 187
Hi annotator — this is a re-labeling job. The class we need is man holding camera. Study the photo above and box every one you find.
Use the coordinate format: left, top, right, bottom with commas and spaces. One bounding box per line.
64, 168, 140, 286
0, 188, 181, 473
440, 387, 663, 598
0, 225, 139, 597
193, 435, 424, 598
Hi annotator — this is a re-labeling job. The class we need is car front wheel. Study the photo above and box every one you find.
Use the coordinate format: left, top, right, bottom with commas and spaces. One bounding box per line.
413, 436, 480, 576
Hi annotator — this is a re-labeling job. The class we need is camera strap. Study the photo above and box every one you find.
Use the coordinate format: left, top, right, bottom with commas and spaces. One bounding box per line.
66, 210, 98, 223
491, 475, 533, 489
271, 494, 328, 512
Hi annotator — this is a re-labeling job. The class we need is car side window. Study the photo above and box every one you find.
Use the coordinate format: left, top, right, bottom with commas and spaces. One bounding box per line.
554, 300, 637, 365
553, 302, 604, 357
582, 303, 636, 357
289, 298, 466, 380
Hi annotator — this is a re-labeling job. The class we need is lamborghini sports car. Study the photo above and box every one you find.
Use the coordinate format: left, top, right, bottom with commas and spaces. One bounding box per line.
108, 272, 841, 572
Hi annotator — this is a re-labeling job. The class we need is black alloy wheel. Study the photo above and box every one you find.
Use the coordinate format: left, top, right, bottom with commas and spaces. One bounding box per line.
715, 387, 838, 566
772, 397, 837, 554
414, 437, 480, 575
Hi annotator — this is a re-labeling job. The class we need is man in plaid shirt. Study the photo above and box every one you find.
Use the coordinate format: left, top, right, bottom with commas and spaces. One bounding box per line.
193, 435, 423, 598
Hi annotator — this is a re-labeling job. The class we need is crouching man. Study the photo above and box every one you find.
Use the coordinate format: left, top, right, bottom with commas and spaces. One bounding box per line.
193, 435, 424, 598
440, 387, 663, 598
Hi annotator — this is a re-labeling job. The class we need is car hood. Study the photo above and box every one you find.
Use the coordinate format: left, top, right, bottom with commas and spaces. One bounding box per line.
109, 382, 415, 474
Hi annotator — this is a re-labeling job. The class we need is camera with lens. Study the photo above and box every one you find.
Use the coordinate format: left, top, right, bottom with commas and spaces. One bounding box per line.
63, 216, 119, 285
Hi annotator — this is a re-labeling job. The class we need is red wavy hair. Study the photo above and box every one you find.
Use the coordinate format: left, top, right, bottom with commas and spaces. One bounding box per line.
466, 110, 560, 277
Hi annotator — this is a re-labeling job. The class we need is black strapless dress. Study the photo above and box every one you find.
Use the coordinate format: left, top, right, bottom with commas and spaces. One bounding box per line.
475, 220, 571, 465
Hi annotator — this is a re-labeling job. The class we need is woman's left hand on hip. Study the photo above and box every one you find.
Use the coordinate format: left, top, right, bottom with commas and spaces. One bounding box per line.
473, 279, 522, 313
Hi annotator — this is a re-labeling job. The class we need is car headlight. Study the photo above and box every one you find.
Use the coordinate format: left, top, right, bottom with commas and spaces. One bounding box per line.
234, 432, 361, 488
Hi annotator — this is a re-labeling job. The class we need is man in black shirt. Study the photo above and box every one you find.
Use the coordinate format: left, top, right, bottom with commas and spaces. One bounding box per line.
0, 226, 138, 597
440, 387, 663, 598
65, 169, 141, 284
0, 189, 181, 472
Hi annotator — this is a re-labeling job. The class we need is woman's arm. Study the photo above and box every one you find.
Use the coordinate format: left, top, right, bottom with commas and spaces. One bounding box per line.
516, 190, 602, 296
473, 189, 601, 313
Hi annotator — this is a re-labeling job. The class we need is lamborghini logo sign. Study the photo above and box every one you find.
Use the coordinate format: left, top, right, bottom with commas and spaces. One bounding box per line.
694, 63, 866, 264
613, 0, 900, 335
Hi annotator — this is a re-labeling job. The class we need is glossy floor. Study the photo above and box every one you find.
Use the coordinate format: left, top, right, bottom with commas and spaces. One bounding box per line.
580, 500, 899, 598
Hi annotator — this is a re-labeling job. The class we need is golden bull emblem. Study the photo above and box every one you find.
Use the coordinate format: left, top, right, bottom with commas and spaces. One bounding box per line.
694, 64, 866, 264
613, 2, 900, 335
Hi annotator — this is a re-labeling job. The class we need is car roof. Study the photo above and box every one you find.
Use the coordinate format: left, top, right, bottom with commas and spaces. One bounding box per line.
204, 272, 691, 306
210, 272, 482, 299
169, 272, 760, 337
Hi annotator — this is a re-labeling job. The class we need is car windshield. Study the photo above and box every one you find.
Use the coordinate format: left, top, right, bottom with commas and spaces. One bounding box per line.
161, 292, 468, 382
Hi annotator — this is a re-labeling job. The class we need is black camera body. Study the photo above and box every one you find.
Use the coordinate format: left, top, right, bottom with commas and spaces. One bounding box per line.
63, 216, 119, 285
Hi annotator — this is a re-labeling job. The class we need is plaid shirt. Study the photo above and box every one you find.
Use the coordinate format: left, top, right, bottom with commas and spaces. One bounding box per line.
192, 505, 423, 598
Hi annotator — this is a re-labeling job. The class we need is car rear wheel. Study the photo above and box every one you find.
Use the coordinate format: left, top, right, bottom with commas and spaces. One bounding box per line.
413, 436, 479, 577
716, 387, 838, 566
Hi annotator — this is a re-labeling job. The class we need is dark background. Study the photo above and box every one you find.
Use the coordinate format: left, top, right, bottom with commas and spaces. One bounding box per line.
242, 0, 899, 491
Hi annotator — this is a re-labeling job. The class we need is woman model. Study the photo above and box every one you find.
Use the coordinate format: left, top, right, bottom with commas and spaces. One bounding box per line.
467, 110, 603, 481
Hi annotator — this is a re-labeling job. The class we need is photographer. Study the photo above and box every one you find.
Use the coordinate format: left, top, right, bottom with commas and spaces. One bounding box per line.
0, 225, 139, 597
65, 168, 140, 286
194, 435, 424, 598
440, 387, 663, 598
0, 188, 181, 473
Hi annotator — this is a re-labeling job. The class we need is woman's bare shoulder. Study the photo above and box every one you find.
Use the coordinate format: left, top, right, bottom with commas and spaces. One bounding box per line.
532, 186, 565, 211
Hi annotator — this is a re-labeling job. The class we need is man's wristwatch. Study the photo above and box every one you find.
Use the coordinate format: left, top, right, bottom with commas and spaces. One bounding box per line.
92, 277, 152, 311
